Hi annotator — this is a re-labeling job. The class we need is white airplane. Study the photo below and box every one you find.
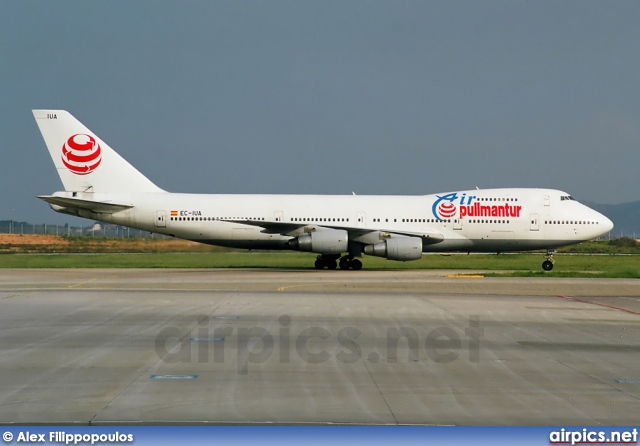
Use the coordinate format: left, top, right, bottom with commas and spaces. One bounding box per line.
33, 110, 614, 271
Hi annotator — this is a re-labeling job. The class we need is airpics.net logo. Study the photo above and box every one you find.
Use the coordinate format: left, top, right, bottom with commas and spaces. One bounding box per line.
61, 134, 102, 175
154, 314, 485, 375
549, 428, 638, 445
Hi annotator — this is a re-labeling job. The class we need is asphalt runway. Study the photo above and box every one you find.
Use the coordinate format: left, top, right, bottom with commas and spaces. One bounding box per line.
0, 269, 638, 425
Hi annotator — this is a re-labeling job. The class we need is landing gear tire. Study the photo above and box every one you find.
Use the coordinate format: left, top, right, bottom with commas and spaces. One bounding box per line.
337, 255, 363, 270
542, 249, 556, 271
315, 254, 340, 270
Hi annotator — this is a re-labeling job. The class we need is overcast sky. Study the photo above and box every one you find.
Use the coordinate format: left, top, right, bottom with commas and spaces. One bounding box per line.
2, 1, 639, 224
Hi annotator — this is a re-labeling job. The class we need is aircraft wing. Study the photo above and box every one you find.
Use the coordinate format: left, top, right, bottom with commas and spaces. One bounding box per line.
222, 219, 445, 245
37, 195, 134, 214
222, 220, 302, 235
362, 227, 445, 244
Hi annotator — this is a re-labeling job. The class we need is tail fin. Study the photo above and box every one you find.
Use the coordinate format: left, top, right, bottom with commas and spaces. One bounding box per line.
33, 110, 164, 194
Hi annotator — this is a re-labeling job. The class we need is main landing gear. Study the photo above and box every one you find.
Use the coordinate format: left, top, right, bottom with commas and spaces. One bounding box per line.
339, 255, 362, 271
542, 249, 555, 271
314, 254, 362, 270
314, 254, 339, 270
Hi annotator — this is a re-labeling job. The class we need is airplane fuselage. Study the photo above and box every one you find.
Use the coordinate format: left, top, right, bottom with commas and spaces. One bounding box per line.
47, 187, 611, 253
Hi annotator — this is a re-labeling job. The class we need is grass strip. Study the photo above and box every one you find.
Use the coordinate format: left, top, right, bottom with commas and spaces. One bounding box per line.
0, 251, 638, 278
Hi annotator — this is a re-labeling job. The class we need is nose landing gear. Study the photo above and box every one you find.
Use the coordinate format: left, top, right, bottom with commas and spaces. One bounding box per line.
542, 249, 555, 271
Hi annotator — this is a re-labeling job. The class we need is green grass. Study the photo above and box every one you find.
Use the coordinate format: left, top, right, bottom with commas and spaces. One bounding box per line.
0, 252, 311, 269
558, 237, 640, 254
0, 251, 638, 278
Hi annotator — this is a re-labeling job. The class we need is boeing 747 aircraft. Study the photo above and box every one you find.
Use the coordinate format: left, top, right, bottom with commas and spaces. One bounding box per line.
33, 110, 613, 271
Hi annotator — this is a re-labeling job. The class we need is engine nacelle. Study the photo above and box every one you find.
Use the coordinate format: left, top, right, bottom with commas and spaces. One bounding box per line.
363, 236, 423, 261
288, 230, 348, 254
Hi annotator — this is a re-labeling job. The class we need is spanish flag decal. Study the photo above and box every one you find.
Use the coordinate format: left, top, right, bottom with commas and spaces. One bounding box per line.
170, 210, 178, 216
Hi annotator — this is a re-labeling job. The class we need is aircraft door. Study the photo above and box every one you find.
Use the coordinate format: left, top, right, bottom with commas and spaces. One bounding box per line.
357, 212, 366, 228
453, 218, 462, 230
155, 210, 166, 228
274, 211, 284, 222
530, 213, 539, 231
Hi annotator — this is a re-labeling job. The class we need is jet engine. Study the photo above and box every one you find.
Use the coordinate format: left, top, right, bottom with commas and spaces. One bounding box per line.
363, 236, 423, 261
287, 229, 348, 254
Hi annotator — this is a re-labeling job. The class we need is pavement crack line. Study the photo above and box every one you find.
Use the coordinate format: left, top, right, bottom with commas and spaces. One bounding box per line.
0, 291, 38, 301
555, 295, 640, 316
68, 278, 98, 288
325, 292, 399, 425
88, 299, 226, 424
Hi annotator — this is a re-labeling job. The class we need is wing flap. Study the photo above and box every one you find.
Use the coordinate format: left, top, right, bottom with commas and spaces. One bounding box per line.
222, 219, 444, 244
221, 219, 310, 236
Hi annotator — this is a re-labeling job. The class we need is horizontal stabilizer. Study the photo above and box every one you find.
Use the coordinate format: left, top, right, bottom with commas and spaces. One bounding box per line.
37, 195, 133, 214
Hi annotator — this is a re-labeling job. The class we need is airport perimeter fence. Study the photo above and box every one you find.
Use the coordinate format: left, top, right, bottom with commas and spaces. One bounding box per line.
0, 221, 171, 239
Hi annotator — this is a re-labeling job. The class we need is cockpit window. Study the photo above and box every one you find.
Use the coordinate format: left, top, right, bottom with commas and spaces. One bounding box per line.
560, 195, 576, 201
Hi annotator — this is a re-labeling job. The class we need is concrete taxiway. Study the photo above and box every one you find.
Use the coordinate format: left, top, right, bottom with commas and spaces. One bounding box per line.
0, 269, 638, 425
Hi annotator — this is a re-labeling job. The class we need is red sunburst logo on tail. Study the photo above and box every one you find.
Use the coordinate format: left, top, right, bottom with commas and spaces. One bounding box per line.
61, 134, 102, 175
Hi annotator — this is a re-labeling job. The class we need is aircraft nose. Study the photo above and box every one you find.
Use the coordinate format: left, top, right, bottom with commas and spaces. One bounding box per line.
592, 209, 614, 235
602, 215, 614, 233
